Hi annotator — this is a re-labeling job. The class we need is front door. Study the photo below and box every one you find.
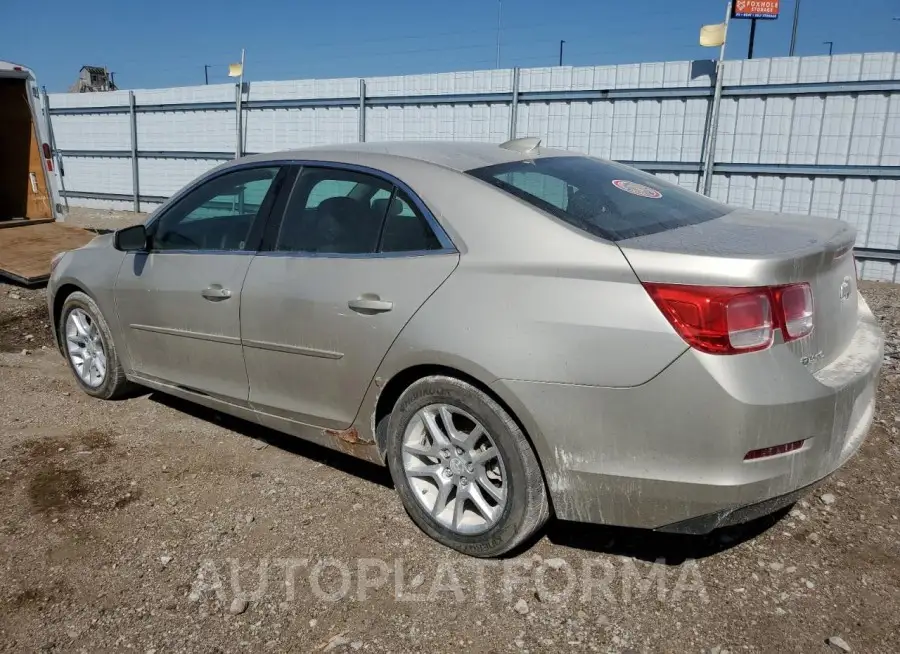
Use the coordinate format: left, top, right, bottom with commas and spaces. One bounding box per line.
115, 165, 284, 402
240, 165, 459, 428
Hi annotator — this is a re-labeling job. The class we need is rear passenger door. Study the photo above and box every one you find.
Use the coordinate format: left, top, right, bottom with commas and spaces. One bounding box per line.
240, 165, 459, 429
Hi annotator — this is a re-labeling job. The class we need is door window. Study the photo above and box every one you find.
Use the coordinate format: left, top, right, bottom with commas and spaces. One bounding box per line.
152, 167, 280, 252
276, 168, 390, 254
307, 179, 359, 208
276, 168, 444, 255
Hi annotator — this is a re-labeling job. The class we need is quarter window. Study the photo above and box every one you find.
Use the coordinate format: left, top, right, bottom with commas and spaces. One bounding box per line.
374, 190, 443, 253
152, 167, 280, 251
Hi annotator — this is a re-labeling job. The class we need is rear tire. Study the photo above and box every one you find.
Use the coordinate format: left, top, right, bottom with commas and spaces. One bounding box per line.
385, 375, 549, 557
59, 291, 133, 400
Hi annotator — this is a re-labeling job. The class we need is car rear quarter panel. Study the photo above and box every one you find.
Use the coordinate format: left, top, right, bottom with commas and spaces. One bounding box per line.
368, 161, 688, 387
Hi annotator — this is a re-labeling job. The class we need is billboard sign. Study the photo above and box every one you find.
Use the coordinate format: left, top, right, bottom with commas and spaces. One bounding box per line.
732, 0, 780, 19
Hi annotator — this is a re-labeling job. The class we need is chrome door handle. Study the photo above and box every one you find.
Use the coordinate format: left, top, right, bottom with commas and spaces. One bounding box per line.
348, 297, 393, 314
201, 286, 232, 300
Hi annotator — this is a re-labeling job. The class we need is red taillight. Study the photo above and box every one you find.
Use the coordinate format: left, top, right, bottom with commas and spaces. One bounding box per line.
42, 143, 53, 172
644, 282, 813, 355
744, 439, 805, 461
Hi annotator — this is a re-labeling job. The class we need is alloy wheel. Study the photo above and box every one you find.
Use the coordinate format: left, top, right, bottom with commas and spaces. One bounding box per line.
401, 403, 507, 535
65, 308, 107, 388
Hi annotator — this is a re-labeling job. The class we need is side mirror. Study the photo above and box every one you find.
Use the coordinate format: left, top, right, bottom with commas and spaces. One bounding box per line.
114, 224, 149, 252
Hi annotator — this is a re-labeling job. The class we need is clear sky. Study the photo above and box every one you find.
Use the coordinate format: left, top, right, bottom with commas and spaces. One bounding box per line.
2, 0, 898, 92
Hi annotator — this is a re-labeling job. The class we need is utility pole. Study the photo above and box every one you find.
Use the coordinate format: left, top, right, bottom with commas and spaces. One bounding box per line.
496, 0, 502, 68
824, 41, 833, 56
747, 19, 757, 59
204, 65, 210, 85
236, 49, 245, 159
789, 0, 801, 56
559, 40, 565, 66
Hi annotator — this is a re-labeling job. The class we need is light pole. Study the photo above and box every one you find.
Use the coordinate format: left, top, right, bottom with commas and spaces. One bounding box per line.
701, 0, 733, 196
496, 0, 502, 68
747, 18, 757, 59
824, 41, 834, 56
789, 0, 801, 56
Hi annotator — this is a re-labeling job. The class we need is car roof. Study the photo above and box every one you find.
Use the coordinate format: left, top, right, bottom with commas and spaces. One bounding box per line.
238, 140, 572, 175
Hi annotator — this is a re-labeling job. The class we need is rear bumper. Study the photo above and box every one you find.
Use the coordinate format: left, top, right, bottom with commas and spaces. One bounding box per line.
658, 477, 827, 534
493, 294, 883, 531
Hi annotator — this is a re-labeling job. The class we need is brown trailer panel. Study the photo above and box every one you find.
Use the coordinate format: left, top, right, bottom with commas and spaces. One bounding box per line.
0, 76, 53, 223
0, 223, 96, 284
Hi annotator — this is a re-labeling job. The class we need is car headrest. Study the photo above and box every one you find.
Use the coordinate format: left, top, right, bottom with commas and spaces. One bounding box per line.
317, 196, 364, 221
372, 197, 404, 218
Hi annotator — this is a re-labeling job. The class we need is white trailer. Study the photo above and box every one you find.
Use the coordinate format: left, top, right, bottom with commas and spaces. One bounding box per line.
0, 60, 63, 223
0, 61, 93, 284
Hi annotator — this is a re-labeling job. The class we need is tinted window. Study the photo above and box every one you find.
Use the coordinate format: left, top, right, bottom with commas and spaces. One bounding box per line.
307, 179, 359, 208
467, 156, 730, 241
277, 168, 393, 254
372, 190, 443, 253
153, 167, 279, 251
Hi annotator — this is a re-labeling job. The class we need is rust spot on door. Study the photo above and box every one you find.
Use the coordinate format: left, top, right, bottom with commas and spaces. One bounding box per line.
324, 426, 363, 445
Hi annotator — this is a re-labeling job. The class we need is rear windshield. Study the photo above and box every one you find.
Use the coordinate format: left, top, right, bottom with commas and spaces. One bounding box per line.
466, 156, 730, 241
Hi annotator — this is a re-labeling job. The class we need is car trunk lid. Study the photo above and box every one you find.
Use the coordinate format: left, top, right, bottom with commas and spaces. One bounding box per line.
617, 208, 859, 372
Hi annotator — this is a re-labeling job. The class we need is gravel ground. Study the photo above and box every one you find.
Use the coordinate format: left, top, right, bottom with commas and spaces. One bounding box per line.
0, 225, 898, 652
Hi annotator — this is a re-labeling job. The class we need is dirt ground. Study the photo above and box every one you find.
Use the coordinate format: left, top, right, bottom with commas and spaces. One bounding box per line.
0, 216, 898, 652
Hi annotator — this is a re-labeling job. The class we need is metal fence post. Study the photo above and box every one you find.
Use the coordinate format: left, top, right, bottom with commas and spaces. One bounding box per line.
508, 67, 520, 140
42, 89, 69, 216
359, 78, 366, 142
129, 91, 140, 213
235, 83, 244, 159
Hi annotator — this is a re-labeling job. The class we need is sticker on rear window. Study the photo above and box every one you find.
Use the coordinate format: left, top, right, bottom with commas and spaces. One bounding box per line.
611, 179, 662, 199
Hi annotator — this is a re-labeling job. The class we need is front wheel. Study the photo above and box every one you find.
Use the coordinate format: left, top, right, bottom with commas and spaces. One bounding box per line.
385, 375, 549, 557
59, 291, 133, 400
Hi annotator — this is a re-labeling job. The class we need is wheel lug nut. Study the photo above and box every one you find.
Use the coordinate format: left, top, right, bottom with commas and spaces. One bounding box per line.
460, 477, 469, 486
455, 447, 463, 455
442, 467, 452, 478
440, 448, 450, 458
465, 462, 473, 473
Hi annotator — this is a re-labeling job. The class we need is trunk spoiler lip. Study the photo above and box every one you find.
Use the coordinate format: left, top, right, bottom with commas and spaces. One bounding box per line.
616, 211, 857, 260
615, 220, 858, 288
